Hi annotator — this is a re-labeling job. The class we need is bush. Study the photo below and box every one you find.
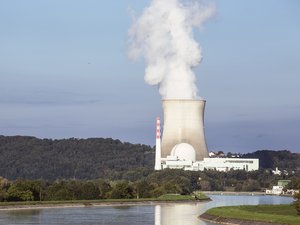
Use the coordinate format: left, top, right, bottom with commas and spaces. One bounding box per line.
6, 185, 33, 201
295, 202, 300, 215
109, 181, 134, 199
294, 180, 300, 215
294, 192, 300, 215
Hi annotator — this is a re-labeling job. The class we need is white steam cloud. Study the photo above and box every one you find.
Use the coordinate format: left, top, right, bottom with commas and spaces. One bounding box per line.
128, 0, 215, 100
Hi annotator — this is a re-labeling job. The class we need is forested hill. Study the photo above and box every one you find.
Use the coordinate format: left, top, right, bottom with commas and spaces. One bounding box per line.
0, 136, 154, 180
0, 135, 299, 180
243, 150, 300, 171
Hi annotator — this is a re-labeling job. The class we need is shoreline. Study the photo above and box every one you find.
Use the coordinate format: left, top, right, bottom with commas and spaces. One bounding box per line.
203, 191, 266, 196
0, 199, 211, 211
200, 204, 298, 225
200, 213, 286, 225
203, 191, 294, 197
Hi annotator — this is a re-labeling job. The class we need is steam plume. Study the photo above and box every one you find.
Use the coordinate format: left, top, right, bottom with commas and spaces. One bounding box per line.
128, 0, 215, 100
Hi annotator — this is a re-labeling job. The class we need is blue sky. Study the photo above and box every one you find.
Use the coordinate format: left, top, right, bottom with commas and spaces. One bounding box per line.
0, 0, 299, 153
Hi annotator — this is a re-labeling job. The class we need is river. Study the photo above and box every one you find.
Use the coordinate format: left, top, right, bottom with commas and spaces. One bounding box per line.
0, 195, 294, 225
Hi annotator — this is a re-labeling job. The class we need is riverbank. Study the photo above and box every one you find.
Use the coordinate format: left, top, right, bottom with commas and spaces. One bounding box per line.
203, 191, 266, 196
203, 191, 295, 197
0, 194, 211, 211
200, 204, 299, 225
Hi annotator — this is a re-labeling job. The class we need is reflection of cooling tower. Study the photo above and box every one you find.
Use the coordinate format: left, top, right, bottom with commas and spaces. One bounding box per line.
161, 100, 208, 161
156, 203, 206, 225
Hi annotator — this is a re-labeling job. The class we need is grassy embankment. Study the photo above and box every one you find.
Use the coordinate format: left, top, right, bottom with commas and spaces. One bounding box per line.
0, 193, 210, 208
203, 204, 299, 225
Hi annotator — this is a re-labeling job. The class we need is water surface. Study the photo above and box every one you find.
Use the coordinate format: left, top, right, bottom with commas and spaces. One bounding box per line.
0, 195, 294, 225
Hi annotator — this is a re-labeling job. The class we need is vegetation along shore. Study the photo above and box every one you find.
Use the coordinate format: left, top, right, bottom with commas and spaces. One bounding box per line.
200, 204, 300, 225
201, 181, 300, 225
0, 193, 210, 211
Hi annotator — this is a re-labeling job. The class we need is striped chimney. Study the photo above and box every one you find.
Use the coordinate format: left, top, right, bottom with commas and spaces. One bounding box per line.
155, 117, 162, 170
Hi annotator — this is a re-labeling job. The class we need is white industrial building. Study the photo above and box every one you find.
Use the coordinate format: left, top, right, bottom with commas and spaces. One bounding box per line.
155, 129, 259, 171
154, 100, 259, 172
161, 155, 259, 172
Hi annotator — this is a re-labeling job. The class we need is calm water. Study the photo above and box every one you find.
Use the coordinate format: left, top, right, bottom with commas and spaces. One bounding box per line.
0, 195, 294, 225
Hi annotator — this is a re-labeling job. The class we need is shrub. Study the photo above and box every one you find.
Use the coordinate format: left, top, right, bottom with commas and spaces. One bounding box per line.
294, 180, 300, 215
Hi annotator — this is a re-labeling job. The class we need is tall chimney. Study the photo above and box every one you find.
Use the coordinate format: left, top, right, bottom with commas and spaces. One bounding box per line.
161, 100, 208, 161
154, 117, 162, 170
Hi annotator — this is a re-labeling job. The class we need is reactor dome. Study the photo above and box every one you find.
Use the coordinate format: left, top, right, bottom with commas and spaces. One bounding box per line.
171, 143, 196, 162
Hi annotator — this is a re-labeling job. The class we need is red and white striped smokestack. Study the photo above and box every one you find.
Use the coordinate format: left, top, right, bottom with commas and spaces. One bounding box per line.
156, 117, 161, 139
155, 117, 162, 170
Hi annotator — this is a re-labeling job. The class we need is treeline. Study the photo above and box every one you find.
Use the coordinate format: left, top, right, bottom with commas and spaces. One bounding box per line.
0, 170, 199, 202
243, 150, 300, 170
0, 136, 154, 180
1, 169, 300, 202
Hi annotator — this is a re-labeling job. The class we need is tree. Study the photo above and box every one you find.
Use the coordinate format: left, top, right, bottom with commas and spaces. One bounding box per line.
97, 180, 112, 199
294, 179, 300, 215
44, 181, 74, 201
295, 192, 300, 215
6, 184, 33, 201
241, 179, 261, 192
80, 182, 100, 200
174, 177, 193, 195
227, 152, 233, 158
199, 180, 211, 191
109, 181, 134, 199
0, 177, 9, 202
134, 180, 153, 198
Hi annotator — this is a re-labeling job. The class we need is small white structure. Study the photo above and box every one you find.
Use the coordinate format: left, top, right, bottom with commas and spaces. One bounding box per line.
209, 152, 216, 157
266, 186, 284, 195
171, 143, 196, 162
266, 187, 299, 196
272, 167, 282, 175
285, 189, 299, 195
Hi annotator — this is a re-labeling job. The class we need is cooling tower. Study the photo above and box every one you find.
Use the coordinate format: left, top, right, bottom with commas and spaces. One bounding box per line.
161, 99, 208, 161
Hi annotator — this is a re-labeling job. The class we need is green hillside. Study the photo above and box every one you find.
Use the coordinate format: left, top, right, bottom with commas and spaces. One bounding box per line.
243, 150, 300, 170
0, 136, 154, 180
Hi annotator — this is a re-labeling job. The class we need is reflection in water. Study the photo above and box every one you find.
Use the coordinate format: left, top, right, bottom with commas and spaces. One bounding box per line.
155, 205, 161, 225
5, 209, 42, 224
7, 209, 41, 216
154, 195, 294, 225
0, 195, 294, 225
158, 203, 205, 225
155, 203, 216, 225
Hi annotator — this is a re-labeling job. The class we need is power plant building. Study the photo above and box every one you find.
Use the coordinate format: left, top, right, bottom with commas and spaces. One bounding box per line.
155, 99, 259, 172
162, 156, 259, 172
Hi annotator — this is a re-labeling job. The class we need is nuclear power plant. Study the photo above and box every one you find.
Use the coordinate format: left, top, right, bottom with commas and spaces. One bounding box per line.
155, 99, 209, 170
129, 0, 259, 172
155, 99, 259, 172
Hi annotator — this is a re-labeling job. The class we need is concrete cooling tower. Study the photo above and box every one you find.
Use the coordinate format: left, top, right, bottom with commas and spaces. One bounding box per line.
155, 99, 259, 171
161, 99, 208, 161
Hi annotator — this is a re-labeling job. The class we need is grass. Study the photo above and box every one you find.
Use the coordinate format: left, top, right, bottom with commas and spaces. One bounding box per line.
0, 193, 209, 207
157, 194, 195, 201
194, 191, 210, 200
205, 204, 300, 225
